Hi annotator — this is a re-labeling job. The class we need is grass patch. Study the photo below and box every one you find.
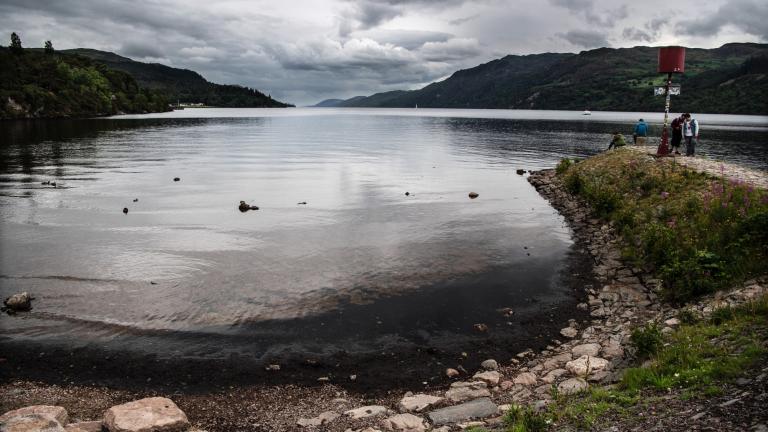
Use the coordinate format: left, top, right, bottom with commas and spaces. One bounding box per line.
557, 149, 768, 302
545, 294, 767, 430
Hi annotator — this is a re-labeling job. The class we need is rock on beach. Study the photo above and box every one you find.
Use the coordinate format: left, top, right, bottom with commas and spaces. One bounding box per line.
3, 292, 33, 311
103, 397, 189, 432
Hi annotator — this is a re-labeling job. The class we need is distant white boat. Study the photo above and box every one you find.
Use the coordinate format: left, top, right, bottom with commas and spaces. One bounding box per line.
582, 110, 591, 116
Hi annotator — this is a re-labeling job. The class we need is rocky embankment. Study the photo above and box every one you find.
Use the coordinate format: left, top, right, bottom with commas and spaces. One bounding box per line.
2, 168, 766, 432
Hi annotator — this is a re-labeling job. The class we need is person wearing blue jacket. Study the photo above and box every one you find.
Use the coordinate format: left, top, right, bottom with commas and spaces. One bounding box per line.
633, 118, 648, 145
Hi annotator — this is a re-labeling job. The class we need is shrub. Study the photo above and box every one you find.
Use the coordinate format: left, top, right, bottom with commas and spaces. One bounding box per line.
631, 323, 662, 358
556, 158, 573, 174
503, 405, 549, 432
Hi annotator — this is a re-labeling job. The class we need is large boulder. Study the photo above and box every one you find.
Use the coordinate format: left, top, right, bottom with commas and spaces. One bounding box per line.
103, 397, 188, 432
571, 343, 601, 358
0, 406, 68, 425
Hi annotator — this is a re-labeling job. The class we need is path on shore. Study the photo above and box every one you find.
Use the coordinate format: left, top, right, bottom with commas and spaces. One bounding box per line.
631, 146, 768, 189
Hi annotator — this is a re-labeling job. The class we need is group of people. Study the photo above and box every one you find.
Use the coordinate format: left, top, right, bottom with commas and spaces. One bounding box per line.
607, 113, 700, 156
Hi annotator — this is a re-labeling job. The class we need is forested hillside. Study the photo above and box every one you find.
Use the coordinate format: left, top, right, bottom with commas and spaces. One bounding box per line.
333, 43, 768, 114
63, 49, 292, 108
1, 36, 168, 119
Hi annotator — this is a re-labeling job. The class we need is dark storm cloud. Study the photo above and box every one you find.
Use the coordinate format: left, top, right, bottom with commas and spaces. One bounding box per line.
120, 41, 165, 59
676, 0, 768, 39
556, 29, 610, 48
338, 0, 470, 35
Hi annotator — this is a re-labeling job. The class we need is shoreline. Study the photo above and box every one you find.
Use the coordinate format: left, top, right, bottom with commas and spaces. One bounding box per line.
2, 151, 766, 431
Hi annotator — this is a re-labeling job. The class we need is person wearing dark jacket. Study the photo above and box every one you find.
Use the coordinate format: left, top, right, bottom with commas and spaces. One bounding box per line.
682, 113, 700, 156
670, 114, 684, 155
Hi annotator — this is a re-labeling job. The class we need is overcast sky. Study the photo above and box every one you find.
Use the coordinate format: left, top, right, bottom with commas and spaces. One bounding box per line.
1, 0, 765, 105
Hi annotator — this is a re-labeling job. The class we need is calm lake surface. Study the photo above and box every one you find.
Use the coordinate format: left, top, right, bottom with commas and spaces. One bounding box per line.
1, 108, 766, 380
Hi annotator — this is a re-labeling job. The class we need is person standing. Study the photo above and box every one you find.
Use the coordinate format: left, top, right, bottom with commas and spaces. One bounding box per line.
633, 118, 648, 145
670, 114, 684, 155
682, 113, 699, 156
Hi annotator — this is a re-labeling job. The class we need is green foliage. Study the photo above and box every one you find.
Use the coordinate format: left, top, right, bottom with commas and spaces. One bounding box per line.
559, 150, 768, 302
621, 295, 767, 394
555, 158, 573, 175
9, 32, 22, 54
631, 323, 663, 358
503, 405, 549, 432
0, 42, 169, 119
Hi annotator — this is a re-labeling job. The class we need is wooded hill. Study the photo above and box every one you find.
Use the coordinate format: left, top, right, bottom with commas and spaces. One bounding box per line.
62, 49, 292, 108
328, 43, 768, 115
1, 45, 169, 119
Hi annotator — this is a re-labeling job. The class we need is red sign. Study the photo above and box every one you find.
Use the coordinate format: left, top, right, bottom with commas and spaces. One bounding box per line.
658, 47, 686, 73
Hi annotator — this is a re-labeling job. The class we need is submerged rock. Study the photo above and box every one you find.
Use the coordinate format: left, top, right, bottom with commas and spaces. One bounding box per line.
516, 169, 526, 175
123, 207, 128, 214
238, 201, 259, 212
173, 177, 180, 182
3, 292, 33, 312
468, 192, 479, 199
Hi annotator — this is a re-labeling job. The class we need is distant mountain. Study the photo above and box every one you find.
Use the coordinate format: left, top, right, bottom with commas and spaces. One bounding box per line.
1, 46, 169, 119
333, 43, 768, 115
62, 48, 292, 108
313, 99, 345, 107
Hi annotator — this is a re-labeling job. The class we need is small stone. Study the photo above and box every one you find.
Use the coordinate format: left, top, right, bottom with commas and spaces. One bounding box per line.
516, 169, 526, 175
380, 413, 427, 432
571, 343, 601, 358
344, 406, 391, 419
664, 318, 681, 327
690, 412, 706, 421
0, 405, 68, 425
445, 381, 490, 402
427, 398, 498, 425
173, 177, 180, 182
541, 368, 567, 384
473, 371, 501, 386
399, 394, 443, 413
468, 192, 479, 199
473, 323, 488, 332
719, 398, 741, 407
557, 378, 588, 395
65, 421, 103, 432
0, 415, 64, 432
500, 380, 514, 390
446, 368, 460, 378
123, 207, 129, 214
317, 376, 330, 382
565, 356, 610, 377
513, 372, 537, 386
297, 411, 339, 427
532, 400, 551, 412
560, 327, 578, 338
265, 364, 280, 371
480, 359, 498, 370
104, 397, 189, 432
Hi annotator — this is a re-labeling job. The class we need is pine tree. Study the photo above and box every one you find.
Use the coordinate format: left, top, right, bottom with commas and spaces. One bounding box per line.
44, 40, 54, 54
10, 32, 23, 54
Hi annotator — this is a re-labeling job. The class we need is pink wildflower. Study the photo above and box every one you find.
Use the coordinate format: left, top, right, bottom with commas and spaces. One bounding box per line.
661, 191, 670, 199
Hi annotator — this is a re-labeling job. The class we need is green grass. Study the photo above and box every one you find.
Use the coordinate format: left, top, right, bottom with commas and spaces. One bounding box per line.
558, 150, 768, 302
540, 294, 767, 431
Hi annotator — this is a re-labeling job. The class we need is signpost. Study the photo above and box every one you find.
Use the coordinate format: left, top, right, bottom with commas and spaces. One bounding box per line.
656, 47, 686, 155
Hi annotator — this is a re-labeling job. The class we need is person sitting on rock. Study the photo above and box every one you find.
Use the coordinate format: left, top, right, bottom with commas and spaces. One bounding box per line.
608, 132, 626, 150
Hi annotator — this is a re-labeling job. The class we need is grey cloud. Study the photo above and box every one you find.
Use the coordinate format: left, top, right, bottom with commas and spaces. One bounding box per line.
622, 27, 653, 42
647, 17, 669, 32
556, 29, 610, 48
549, 0, 627, 28
354, 29, 454, 49
676, 0, 767, 39
449, 14, 479, 25
339, 0, 470, 35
